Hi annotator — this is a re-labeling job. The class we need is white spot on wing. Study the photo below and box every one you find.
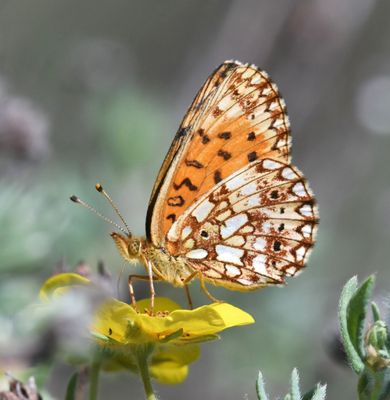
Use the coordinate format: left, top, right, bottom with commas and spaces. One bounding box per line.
225, 175, 246, 191
301, 224, 312, 238
192, 199, 215, 222
216, 245, 244, 265
225, 264, 241, 277
237, 278, 252, 286
292, 182, 306, 197
221, 213, 248, 239
299, 204, 313, 217
272, 118, 284, 128
167, 222, 179, 242
286, 266, 296, 275
263, 159, 281, 170
252, 254, 267, 274
262, 221, 271, 233
240, 181, 257, 196
282, 167, 296, 180
218, 96, 231, 110
181, 226, 192, 240
295, 246, 306, 261
253, 238, 266, 251
186, 249, 208, 259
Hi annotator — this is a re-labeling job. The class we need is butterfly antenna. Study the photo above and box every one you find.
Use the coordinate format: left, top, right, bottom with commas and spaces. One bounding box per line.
70, 195, 128, 235
95, 183, 132, 236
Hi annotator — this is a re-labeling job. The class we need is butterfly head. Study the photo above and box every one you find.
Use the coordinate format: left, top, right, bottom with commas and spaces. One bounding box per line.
111, 232, 142, 262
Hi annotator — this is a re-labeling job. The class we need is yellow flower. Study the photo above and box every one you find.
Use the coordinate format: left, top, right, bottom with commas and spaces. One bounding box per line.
92, 296, 254, 384
39, 272, 90, 300
40, 272, 255, 385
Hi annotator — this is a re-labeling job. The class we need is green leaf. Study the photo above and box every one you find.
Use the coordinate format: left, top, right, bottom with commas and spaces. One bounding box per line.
358, 368, 390, 400
311, 384, 327, 400
338, 276, 365, 374
256, 371, 269, 400
290, 368, 301, 400
372, 302, 381, 323
65, 372, 78, 400
302, 384, 327, 400
348, 276, 376, 359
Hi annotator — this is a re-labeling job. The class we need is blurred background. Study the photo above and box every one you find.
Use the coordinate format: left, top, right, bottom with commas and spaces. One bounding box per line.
0, 0, 389, 398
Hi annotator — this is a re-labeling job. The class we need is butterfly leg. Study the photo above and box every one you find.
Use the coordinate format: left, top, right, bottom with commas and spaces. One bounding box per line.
184, 271, 223, 303
182, 271, 199, 309
184, 285, 193, 310
128, 274, 160, 312
199, 273, 223, 303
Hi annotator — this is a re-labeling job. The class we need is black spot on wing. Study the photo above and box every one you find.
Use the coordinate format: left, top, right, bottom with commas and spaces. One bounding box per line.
248, 151, 257, 162
167, 214, 176, 222
202, 135, 210, 144
173, 178, 198, 191
168, 196, 185, 207
218, 131, 231, 140
247, 132, 256, 141
217, 149, 232, 160
185, 159, 204, 169
214, 170, 222, 183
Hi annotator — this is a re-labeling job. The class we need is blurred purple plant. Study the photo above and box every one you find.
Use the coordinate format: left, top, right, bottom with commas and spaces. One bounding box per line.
0, 375, 42, 400
0, 78, 49, 164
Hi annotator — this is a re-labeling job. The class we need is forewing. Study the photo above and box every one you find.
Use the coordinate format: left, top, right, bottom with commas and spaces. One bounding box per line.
166, 158, 318, 289
146, 61, 291, 244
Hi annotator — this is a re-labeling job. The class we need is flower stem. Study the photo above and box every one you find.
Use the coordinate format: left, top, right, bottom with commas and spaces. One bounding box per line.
89, 360, 101, 400
135, 344, 156, 400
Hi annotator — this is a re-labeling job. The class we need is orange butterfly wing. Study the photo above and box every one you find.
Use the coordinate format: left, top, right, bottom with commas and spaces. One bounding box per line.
146, 61, 291, 244
165, 158, 318, 287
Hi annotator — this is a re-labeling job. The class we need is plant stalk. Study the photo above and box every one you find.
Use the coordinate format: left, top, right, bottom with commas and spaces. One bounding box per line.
89, 360, 101, 400
135, 344, 156, 400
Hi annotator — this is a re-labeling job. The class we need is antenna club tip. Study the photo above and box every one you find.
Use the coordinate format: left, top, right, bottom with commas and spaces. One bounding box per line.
95, 183, 103, 192
70, 195, 79, 203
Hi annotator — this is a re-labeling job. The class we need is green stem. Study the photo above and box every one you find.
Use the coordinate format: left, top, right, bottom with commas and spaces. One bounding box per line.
135, 344, 156, 400
89, 360, 101, 400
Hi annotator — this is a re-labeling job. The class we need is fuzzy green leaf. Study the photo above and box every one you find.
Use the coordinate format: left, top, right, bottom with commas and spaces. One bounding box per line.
290, 368, 301, 400
338, 276, 365, 374
358, 368, 390, 400
372, 302, 381, 323
302, 384, 327, 400
256, 371, 269, 400
348, 275, 375, 359
65, 372, 78, 400
311, 384, 327, 400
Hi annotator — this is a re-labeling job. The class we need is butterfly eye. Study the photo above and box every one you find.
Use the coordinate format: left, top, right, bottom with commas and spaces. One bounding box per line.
200, 230, 209, 239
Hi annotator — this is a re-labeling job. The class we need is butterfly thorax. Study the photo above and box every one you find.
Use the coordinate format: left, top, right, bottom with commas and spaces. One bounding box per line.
111, 232, 193, 287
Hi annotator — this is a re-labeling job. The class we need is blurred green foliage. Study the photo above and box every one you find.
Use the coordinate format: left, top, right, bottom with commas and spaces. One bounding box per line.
339, 276, 390, 400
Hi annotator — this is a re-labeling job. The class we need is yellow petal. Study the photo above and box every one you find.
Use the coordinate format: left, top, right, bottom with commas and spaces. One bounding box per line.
136, 297, 181, 313
92, 299, 139, 343
149, 344, 200, 384
39, 273, 90, 300
140, 302, 255, 340
150, 364, 189, 385
105, 299, 256, 343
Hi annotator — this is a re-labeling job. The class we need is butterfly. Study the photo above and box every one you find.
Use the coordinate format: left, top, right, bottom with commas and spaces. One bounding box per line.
74, 60, 318, 308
